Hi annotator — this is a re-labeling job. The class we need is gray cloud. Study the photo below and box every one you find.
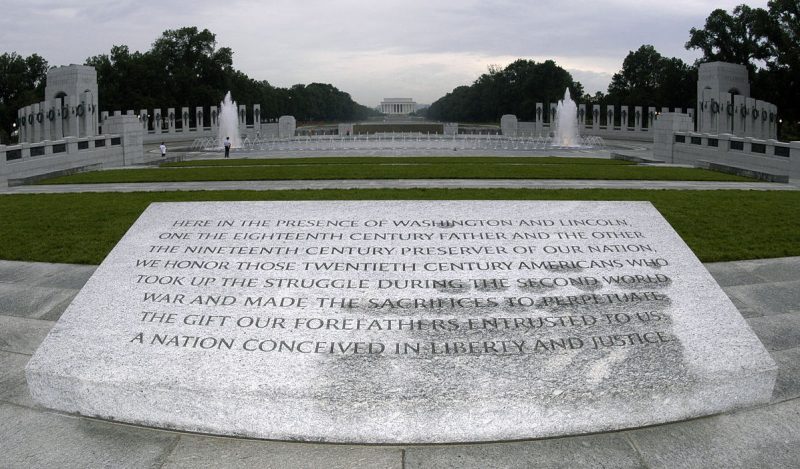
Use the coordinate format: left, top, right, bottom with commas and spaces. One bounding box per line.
1, 0, 768, 106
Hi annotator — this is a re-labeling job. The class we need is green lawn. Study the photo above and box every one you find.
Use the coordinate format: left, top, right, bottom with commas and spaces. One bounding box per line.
37, 156, 756, 184
1, 189, 797, 265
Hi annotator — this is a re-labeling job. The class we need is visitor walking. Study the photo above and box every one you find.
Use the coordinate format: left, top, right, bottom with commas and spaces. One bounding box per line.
223, 137, 231, 158
159, 142, 166, 158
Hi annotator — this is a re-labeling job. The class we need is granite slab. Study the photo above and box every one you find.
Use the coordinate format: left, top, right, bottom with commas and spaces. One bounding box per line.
26, 201, 777, 443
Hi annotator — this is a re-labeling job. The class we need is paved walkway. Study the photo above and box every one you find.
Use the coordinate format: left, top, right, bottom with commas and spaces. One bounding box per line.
3, 178, 797, 194
2, 257, 799, 468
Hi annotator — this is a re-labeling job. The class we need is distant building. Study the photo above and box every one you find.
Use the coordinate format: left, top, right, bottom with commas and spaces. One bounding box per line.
380, 98, 416, 115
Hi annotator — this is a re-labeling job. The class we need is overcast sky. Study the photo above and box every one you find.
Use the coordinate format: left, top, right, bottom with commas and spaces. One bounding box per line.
1, 0, 768, 107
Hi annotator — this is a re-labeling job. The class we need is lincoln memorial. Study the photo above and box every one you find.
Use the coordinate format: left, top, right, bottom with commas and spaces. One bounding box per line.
380, 97, 416, 115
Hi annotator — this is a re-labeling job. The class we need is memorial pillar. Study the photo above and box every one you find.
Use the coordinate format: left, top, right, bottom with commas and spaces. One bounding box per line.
647, 107, 656, 130
535, 103, 543, 136
592, 105, 600, 132
768, 103, 778, 139
745, 97, 756, 138
733, 96, 746, 137
634, 106, 642, 131
238, 105, 247, 131
605, 105, 614, 129
31, 103, 42, 143
67, 95, 79, 137
253, 105, 261, 134
181, 107, 190, 132
720, 94, 733, 134
578, 104, 586, 128
620, 105, 629, 130
139, 109, 149, 132
42, 100, 54, 141
152, 109, 162, 135
195, 106, 204, 131
167, 108, 176, 133
758, 101, 769, 140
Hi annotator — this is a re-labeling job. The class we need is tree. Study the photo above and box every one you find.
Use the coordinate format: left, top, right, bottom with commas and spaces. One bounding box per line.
607, 45, 696, 109
427, 59, 583, 122
0, 52, 48, 143
687, 2, 800, 139
82, 27, 374, 123
685, 5, 769, 72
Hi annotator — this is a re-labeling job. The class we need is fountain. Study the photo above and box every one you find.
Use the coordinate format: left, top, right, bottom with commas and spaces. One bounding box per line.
553, 88, 579, 147
218, 91, 241, 149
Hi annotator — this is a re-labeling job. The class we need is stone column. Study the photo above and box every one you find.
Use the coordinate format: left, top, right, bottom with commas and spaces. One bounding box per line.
732, 96, 746, 137
152, 109, 162, 134
578, 104, 586, 128
620, 106, 629, 130
708, 94, 719, 135
195, 106, 204, 131
253, 105, 261, 134
278, 115, 296, 138
42, 100, 53, 141
211, 106, 219, 131
139, 109, 149, 132
535, 103, 543, 136
653, 113, 693, 164
17, 108, 25, 143
167, 108, 176, 133
759, 101, 769, 140
592, 105, 600, 132
647, 107, 656, 130
19, 106, 33, 143
67, 96, 80, 137
31, 103, 42, 143
634, 106, 643, 131
720, 94, 733, 134
180, 107, 190, 132
81, 96, 96, 138
238, 105, 247, 130
500, 114, 518, 137
745, 98, 756, 138
104, 115, 144, 166
605, 105, 614, 129
768, 103, 778, 139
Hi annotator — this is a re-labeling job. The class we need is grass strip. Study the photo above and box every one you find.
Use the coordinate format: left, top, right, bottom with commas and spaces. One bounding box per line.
161, 156, 636, 167
0, 189, 797, 264
37, 163, 754, 184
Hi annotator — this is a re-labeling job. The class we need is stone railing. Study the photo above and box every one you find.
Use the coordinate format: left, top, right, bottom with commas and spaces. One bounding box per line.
0, 115, 147, 189
652, 113, 799, 182
501, 106, 694, 142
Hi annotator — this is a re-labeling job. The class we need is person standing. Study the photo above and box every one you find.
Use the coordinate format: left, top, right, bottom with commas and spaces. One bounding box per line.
223, 137, 231, 158
159, 142, 166, 158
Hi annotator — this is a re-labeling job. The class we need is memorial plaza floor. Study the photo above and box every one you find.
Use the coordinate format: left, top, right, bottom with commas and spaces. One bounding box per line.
1, 147, 799, 467
2, 257, 799, 468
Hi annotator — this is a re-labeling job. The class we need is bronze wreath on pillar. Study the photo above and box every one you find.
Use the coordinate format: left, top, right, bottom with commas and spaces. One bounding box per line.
740, 106, 748, 118
752, 109, 759, 120
710, 101, 719, 114
727, 103, 734, 116
47, 109, 55, 121
36, 112, 43, 123
76, 104, 85, 117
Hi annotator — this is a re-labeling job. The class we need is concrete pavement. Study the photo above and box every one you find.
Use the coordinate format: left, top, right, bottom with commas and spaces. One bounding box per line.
2, 257, 799, 468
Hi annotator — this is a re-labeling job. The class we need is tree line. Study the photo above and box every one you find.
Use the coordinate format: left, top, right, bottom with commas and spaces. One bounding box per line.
427, 1, 798, 139
1, 3, 797, 143
0, 27, 378, 143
